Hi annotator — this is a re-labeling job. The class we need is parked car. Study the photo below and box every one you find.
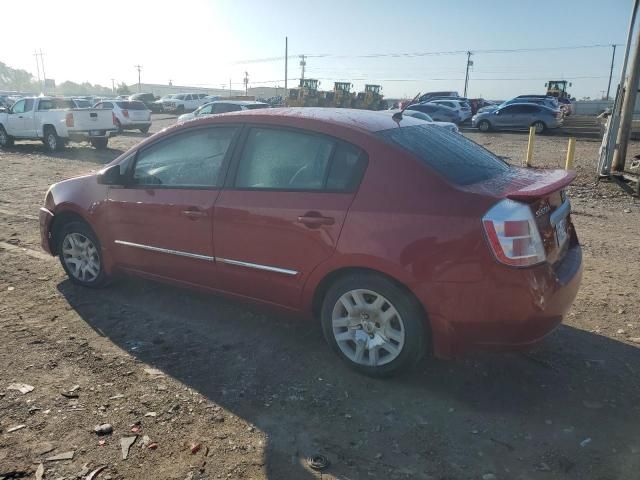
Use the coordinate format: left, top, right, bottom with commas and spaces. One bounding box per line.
177, 100, 270, 122
161, 93, 209, 114
153, 94, 175, 112
430, 99, 472, 122
418, 91, 459, 103
407, 102, 461, 123
386, 109, 459, 133
472, 103, 563, 133
94, 100, 152, 133
38, 107, 581, 377
129, 93, 162, 113
479, 97, 560, 114
0, 96, 116, 151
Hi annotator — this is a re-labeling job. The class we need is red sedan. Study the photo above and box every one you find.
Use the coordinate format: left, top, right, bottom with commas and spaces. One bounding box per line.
39, 108, 582, 376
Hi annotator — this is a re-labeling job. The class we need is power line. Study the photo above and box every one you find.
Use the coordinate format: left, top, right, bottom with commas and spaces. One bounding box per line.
234, 43, 623, 64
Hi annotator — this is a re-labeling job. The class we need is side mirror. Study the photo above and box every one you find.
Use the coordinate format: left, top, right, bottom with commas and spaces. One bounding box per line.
494, 110, 500, 115
97, 164, 124, 185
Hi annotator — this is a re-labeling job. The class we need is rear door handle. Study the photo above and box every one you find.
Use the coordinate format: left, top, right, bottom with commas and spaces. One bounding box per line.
297, 213, 335, 227
182, 208, 208, 220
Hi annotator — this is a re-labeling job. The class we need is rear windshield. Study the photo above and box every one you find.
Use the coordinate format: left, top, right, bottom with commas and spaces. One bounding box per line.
73, 100, 91, 108
116, 101, 148, 110
244, 103, 269, 110
376, 124, 509, 185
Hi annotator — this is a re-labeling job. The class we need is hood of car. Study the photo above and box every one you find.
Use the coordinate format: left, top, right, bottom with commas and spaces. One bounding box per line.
177, 113, 195, 122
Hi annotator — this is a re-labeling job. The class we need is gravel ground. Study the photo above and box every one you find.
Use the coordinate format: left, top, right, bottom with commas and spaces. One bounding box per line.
1, 115, 639, 480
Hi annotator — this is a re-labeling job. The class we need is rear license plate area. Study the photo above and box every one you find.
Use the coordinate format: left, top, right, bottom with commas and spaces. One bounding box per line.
555, 217, 568, 247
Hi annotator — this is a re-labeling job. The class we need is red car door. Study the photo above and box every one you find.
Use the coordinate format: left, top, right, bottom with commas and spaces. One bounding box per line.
106, 125, 239, 288
213, 126, 367, 309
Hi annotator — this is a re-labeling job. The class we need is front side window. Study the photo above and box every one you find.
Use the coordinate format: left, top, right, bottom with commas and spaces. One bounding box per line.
11, 100, 26, 114
197, 104, 214, 115
132, 127, 238, 188
235, 128, 335, 190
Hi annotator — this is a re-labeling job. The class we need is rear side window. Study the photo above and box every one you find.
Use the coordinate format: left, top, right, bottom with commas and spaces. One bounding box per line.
326, 143, 367, 191
133, 127, 238, 187
245, 103, 269, 110
376, 124, 509, 186
116, 101, 147, 110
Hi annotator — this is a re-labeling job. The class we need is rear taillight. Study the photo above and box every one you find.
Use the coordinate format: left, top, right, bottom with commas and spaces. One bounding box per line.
482, 199, 545, 267
65, 113, 74, 127
112, 112, 117, 125
122, 109, 129, 118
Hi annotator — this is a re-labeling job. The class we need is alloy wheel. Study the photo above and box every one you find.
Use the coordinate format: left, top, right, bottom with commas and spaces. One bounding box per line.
331, 289, 406, 367
46, 133, 57, 151
61, 232, 101, 282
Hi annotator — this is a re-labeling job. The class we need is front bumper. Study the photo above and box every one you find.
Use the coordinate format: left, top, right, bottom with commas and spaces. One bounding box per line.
39, 207, 55, 254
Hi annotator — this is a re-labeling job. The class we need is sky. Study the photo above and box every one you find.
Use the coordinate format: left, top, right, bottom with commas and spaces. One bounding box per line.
2, 0, 634, 99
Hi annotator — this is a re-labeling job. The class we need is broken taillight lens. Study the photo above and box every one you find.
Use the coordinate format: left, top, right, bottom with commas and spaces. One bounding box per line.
482, 199, 546, 267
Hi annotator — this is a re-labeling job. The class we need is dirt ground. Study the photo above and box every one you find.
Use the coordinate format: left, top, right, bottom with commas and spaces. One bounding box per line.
1, 116, 639, 480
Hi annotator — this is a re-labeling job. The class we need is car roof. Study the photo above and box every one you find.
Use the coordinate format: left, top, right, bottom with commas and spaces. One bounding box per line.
414, 102, 455, 111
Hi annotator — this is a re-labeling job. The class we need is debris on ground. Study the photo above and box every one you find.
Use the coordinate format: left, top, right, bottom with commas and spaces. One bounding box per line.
7, 424, 26, 433
144, 368, 165, 376
190, 442, 202, 454
306, 454, 330, 471
85, 465, 107, 480
120, 436, 137, 460
7, 383, 34, 394
580, 438, 592, 447
94, 423, 113, 435
45, 451, 75, 462
35, 463, 44, 480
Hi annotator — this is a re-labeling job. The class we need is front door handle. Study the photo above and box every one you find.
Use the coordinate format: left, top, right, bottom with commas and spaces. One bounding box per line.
182, 208, 208, 220
297, 213, 335, 227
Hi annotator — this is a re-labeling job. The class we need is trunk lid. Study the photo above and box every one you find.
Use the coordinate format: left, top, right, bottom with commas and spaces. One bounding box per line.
465, 167, 576, 264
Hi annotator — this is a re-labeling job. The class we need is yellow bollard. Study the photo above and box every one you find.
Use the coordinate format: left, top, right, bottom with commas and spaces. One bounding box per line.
525, 126, 536, 167
565, 137, 576, 170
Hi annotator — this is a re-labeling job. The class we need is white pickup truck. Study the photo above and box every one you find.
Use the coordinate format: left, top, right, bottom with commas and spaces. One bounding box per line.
0, 97, 117, 152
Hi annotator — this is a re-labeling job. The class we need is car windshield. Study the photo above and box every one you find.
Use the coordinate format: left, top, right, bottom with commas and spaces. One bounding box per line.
116, 101, 148, 110
376, 124, 509, 185
73, 100, 91, 108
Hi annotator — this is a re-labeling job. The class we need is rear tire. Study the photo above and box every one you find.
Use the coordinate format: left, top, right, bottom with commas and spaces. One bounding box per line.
478, 119, 491, 132
176, 105, 185, 114
55, 220, 109, 288
44, 127, 63, 152
0, 125, 14, 148
532, 121, 546, 134
115, 119, 123, 134
320, 272, 427, 377
90, 138, 108, 149
139, 126, 150, 134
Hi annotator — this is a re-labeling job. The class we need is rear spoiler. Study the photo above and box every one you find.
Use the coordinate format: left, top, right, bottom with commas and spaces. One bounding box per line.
505, 168, 576, 202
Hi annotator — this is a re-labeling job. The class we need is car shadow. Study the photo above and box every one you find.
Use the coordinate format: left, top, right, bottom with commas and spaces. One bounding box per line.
57, 277, 640, 479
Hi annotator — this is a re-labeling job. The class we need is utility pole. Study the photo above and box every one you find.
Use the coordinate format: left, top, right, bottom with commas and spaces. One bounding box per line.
111, 79, 116, 95
33, 50, 42, 92
463, 51, 472, 97
606, 44, 617, 100
244, 71, 249, 96
229, 78, 232, 96
284, 36, 288, 93
299, 54, 306, 82
612, 26, 640, 172
134, 64, 142, 92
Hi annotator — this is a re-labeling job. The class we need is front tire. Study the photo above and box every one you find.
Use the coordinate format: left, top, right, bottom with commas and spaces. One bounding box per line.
0, 125, 14, 148
320, 273, 427, 377
44, 127, 63, 152
115, 119, 123, 134
478, 119, 491, 132
56, 221, 109, 288
90, 138, 108, 149
139, 126, 150, 134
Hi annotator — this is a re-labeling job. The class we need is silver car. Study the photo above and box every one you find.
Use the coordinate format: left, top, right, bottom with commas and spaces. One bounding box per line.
472, 103, 563, 134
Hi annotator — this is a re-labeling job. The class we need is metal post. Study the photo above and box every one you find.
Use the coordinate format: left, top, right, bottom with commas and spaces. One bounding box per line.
606, 44, 617, 100
463, 51, 472, 97
525, 126, 536, 167
598, 0, 639, 176
612, 25, 640, 172
565, 138, 576, 170
285, 37, 288, 94
244, 71, 249, 96
134, 65, 142, 92
229, 78, 232, 96
299, 55, 306, 81
33, 51, 42, 92
39, 50, 47, 94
